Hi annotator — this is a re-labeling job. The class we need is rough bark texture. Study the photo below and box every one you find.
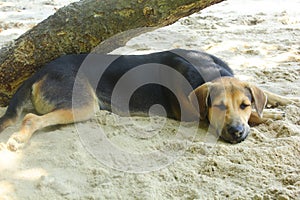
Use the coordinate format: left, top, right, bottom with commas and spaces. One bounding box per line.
0, 0, 223, 106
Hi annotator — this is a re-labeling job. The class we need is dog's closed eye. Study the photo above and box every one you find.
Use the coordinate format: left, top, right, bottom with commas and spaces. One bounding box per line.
240, 103, 251, 110
214, 103, 227, 111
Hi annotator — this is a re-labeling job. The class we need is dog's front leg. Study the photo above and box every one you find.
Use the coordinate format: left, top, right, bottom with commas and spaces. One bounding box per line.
249, 109, 286, 125
264, 91, 300, 107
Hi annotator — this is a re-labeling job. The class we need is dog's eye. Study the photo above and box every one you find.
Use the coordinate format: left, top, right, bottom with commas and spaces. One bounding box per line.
215, 103, 227, 111
240, 103, 250, 110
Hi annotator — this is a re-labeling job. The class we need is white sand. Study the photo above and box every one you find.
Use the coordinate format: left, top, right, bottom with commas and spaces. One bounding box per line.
0, 0, 300, 199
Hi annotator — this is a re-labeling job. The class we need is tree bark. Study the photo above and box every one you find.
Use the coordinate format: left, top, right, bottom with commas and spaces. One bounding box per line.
0, 0, 223, 106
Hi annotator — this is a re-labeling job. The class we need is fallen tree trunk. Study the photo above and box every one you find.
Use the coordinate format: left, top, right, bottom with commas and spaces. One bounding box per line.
0, 0, 223, 106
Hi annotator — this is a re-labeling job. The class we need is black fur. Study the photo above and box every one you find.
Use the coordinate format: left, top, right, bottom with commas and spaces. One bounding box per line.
1, 49, 233, 128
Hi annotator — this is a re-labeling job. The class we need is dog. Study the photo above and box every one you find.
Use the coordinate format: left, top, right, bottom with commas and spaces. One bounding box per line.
0, 49, 297, 151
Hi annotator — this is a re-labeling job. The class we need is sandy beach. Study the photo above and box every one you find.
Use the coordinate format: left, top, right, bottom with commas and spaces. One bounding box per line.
0, 0, 300, 199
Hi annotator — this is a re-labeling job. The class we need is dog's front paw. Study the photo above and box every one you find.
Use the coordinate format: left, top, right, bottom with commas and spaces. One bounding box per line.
7, 133, 27, 151
263, 109, 286, 120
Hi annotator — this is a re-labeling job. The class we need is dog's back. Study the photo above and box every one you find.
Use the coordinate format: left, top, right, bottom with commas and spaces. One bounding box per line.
96, 49, 233, 117
0, 49, 233, 130
0, 49, 234, 150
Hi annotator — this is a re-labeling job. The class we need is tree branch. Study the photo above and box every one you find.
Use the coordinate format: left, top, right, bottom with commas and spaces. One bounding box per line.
0, 0, 223, 106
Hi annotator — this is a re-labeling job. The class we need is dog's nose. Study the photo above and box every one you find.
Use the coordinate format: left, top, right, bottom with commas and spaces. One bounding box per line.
227, 125, 244, 138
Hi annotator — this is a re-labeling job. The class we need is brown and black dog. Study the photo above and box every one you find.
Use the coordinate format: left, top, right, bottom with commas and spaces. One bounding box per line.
0, 49, 297, 151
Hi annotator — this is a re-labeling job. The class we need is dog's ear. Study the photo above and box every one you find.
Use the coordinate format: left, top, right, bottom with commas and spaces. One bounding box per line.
188, 82, 212, 120
247, 84, 267, 118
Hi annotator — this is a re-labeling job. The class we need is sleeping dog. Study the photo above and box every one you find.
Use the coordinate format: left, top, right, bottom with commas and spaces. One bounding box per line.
0, 49, 296, 151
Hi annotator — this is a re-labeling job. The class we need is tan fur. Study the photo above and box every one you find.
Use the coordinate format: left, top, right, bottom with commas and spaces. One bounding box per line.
7, 106, 97, 151
6, 83, 99, 151
188, 77, 295, 143
31, 76, 56, 114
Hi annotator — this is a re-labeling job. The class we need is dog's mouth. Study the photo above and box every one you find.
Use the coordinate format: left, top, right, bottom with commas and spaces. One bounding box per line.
219, 124, 250, 144
220, 133, 248, 144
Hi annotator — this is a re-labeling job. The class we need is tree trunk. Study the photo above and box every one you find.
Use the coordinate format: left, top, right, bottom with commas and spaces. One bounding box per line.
0, 0, 223, 106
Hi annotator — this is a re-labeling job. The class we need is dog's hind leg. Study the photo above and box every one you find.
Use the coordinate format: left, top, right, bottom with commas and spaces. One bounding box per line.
0, 80, 33, 133
7, 104, 97, 151
0, 112, 19, 133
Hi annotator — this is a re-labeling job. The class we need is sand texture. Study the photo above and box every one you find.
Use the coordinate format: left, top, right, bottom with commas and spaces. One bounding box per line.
0, 0, 299, 199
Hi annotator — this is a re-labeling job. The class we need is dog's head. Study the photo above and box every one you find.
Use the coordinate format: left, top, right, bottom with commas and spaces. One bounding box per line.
189, 77, 267, 143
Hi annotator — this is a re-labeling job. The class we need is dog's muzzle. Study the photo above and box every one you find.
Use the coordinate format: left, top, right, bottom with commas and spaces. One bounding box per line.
220, 124, 250, 144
